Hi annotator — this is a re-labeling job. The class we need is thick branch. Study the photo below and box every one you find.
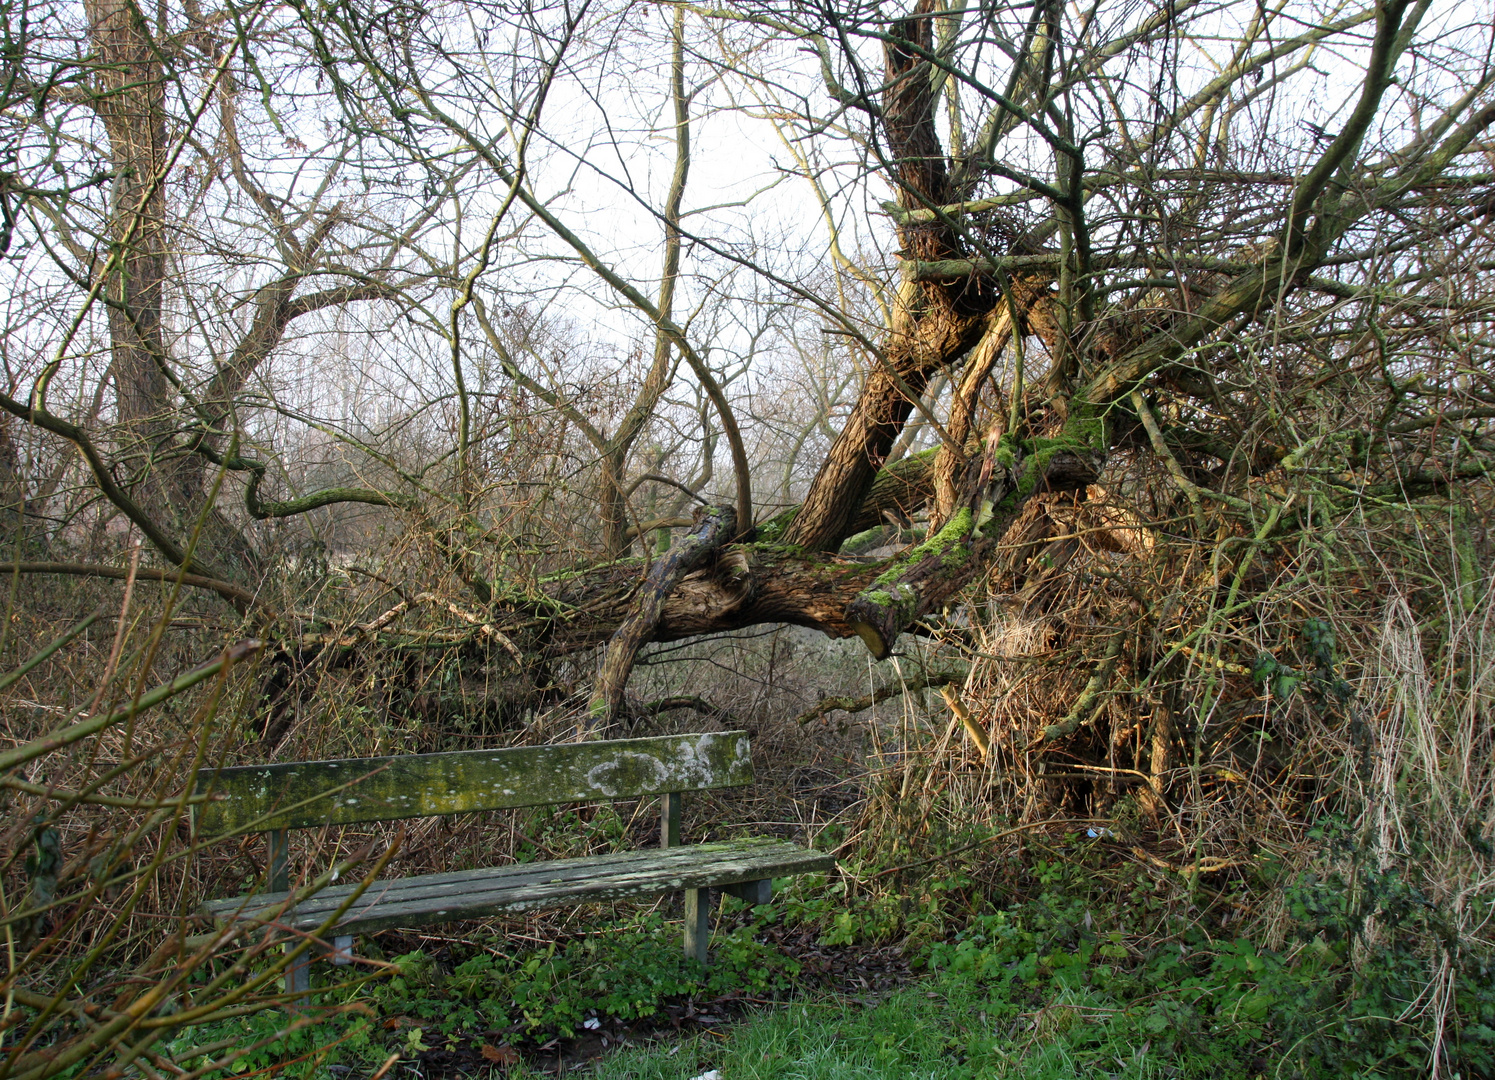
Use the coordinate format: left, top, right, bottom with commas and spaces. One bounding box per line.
1285, 0, 1416, 256
757, 444, 943, 545
783, 1, 995, 553
639, 695, 727, 719
206, 281, 395, 426
0, 562, 264, 614
844, 437, 1102, 659
537, 543, 880, 654
585, 505, 739, 729
245, 476, 415, 519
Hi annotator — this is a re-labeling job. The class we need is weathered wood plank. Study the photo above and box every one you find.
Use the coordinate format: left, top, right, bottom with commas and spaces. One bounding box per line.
684, 888, 709, 963
206, 843, 762, 914
202, 840, 821, 918
200, 839, 834, 936
193, 731, 753, 837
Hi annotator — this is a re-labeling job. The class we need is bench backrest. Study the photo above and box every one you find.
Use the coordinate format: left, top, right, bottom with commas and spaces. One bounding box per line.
193, 731, 752, 840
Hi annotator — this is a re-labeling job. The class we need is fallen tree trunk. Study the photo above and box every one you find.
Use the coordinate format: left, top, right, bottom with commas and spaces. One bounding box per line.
585, 505, 738, 729
537, 542, 882, 654
265, 433, 1100, 670
527, 432, 1099, 666
844, 435, 1103, 659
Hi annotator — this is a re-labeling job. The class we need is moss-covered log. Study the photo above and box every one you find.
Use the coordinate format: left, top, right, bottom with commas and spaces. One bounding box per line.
844, 436, 1103, 659
266, 435, 1099, 670
531, 455, 947, 655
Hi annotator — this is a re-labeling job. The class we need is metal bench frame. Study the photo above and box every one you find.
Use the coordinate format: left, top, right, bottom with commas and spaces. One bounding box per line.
192, 731, 832, 995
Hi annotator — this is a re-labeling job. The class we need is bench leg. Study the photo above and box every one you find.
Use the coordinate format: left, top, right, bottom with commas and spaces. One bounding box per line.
331, 935, 354, 965
683, 888, 710, 966
284, 944, 311, 999
661, 792, 682, 849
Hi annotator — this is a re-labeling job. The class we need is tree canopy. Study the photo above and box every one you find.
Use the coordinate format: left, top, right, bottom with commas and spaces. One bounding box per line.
3, 0, 1493, 727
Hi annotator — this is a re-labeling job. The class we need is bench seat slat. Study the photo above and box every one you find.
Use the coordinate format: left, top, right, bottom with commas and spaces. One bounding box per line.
193, 731, 753, 837
201, 839, 832, 936
211, 843, 729, 910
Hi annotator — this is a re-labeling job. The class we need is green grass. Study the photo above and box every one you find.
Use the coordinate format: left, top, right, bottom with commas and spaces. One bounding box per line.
575, 970, 1232, 1080
158, 827, 1495, 1080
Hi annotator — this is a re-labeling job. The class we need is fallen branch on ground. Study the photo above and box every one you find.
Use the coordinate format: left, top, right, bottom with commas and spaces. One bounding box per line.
794, 671, 961, 725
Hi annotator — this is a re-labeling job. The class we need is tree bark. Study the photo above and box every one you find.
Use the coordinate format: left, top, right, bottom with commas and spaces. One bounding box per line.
85, 0, 168, 443
844, 439, 1102, 659
83, 0, 256, 575
585, 505, 738, 729
783, 1, 995, 553
931, 306, 1010, 526
535, 541, 880, 656
519, 434, 1099, 666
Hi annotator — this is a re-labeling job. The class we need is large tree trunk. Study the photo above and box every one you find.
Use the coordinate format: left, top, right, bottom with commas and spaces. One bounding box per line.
784, 1, 995, 553
84, 2, 259, 577
86, 0, 169, 439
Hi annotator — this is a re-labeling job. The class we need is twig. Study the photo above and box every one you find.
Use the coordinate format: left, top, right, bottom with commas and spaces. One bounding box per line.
940, 684, 990, 760
793, 671, 961, 725
0, 639, 264, 773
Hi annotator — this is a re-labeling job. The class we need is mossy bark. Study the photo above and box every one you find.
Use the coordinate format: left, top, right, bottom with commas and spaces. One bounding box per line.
844, 435, 1102, 658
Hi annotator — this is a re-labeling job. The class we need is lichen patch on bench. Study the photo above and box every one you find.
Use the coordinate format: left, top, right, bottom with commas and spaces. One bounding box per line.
193, 731, 754, 837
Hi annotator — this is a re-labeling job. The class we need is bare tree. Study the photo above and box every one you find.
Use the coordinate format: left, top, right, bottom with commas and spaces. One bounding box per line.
0, 0, 438, 591
6, 0, 1493, 726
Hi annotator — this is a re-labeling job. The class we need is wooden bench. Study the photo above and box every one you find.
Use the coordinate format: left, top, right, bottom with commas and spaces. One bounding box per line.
192, 731, 833, 994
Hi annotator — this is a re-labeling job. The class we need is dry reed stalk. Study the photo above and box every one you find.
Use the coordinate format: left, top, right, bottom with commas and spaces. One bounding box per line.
940, 685, 990, 761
